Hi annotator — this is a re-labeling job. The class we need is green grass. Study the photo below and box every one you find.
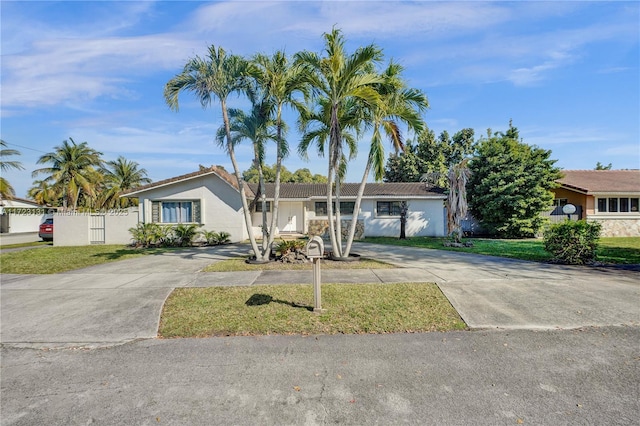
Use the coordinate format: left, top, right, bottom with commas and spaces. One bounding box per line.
203, 257, 393, 272
159, 283, 466, 337
365, 236, 640, 265
0, 241, 52, 249
0, 245, 171, 274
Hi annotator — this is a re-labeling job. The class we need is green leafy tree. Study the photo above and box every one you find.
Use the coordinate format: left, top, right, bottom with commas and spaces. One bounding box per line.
296, 27, 384, 257
467, 122, 562, 238
290, 168, 327, 183
243, 164, 327, 183
384, 145, 423, 182
595, 162, 612, 170
0, 140, 25, 200
384, 127, 475, 185
32, 138, 103, 210
243, 163, 292, 183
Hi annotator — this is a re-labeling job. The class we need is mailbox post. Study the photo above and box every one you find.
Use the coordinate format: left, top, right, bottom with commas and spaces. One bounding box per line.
306, 236, 325, 313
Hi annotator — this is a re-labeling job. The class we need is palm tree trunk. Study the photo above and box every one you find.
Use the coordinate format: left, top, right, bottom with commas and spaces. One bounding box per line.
334, 173, 343, 257
222, 102, 262, 260
343, 160, 371, 257
326, 162, 340, 257
267, 109, 284, 257
255, 153, 269, 256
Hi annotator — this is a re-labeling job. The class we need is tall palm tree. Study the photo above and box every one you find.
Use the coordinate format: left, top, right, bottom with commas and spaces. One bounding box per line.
0, 140, 25, 200
164, 45, 269, 258
32, 138, 103, 210
343, 62, 429, 256
296, 28, 384, 257
99, 156, 152, 208
216, 98, 276, 260
251, 51, 308, 256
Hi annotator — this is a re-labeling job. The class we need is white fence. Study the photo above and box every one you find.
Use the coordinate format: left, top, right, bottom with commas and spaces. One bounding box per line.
54, 208, 138, 246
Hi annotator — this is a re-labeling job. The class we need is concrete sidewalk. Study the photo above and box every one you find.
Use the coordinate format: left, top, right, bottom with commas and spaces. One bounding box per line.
1, 242, 639, 349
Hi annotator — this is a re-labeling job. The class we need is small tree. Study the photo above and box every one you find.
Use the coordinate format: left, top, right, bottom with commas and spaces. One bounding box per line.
543, 220, 601, 264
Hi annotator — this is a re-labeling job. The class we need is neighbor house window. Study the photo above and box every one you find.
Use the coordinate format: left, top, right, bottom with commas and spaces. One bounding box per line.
314, 201, 355, 215
152, 201, 201, 223
597, 197, 639, 213
553, 198, 568, 207
255, 201, 271, 213
377, 201, 404, 217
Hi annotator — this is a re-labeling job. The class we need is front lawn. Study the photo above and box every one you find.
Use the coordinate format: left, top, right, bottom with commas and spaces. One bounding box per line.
364, 237, 640, 264
203, 257, 393, 272
0, 245, 169, 274
159, 283, 466, 338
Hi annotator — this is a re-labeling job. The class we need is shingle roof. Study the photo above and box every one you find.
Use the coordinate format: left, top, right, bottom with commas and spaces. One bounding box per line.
121, 166, 445, 200
557, 170, 640, 194
247, 182, 445, 199
121, 166, 254, 197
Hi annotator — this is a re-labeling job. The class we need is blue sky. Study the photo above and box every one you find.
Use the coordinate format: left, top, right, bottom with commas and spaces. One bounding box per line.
2, 0, 638, 198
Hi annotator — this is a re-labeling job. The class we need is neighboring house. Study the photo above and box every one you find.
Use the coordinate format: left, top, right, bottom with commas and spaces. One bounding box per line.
0, 197, 54, 234
122, 166, 447, 242
553, 170, 640, 237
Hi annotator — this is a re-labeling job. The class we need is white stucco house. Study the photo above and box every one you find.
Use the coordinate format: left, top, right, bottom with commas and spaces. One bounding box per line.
121, 166, 447, 242
0, 197, 54, 234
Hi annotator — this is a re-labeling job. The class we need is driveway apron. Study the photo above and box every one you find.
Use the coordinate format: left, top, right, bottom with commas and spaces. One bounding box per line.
0, 245, 252, 349
352, 242, 640, 330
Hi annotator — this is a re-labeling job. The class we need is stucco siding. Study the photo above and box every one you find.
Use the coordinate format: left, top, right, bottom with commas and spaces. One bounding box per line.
137, 174, 246, 242
361, 199, 446, 237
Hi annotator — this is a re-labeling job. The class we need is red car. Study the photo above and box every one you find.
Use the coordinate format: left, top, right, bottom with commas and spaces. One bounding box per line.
39, 218, 53, 241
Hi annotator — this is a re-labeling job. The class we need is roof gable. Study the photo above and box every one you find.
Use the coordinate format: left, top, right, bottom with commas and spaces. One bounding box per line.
121, 166, 254, 197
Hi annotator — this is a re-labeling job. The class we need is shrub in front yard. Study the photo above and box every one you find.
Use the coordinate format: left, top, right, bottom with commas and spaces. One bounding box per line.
201, 230, 231, 246
173, 223, 201, 247
543, 220, 601, 264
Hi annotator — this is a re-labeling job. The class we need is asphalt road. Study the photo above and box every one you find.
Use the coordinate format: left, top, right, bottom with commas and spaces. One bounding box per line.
2, 327, 638, 425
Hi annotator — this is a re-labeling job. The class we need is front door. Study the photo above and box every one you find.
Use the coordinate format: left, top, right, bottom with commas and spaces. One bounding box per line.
278, 202, 302, 233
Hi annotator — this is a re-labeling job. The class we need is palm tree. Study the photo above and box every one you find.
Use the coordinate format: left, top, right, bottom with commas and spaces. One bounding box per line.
0, 140, 25, 200
342, 62, 429, 256
32, 138, 103, 210
27, 179, 60, 206
251, 51, 308, 257
164, 45, 269, 258
295, 28, 384, 258
446, 159, 471, 243
216, 98, 276, 260
99, 156, 152, 208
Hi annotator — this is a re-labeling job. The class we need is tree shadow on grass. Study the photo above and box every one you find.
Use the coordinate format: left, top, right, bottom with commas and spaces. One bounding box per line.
91, 247, 170, 260
245, 293, 313, 311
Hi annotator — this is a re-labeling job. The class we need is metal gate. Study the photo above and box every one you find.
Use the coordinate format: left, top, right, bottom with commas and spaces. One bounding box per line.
89, 214, 105, 244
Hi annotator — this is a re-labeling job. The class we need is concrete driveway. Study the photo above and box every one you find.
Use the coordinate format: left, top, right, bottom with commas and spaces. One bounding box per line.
353, 242, 640, 330
1, 242, 639, 349
0, 244, 252, 348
